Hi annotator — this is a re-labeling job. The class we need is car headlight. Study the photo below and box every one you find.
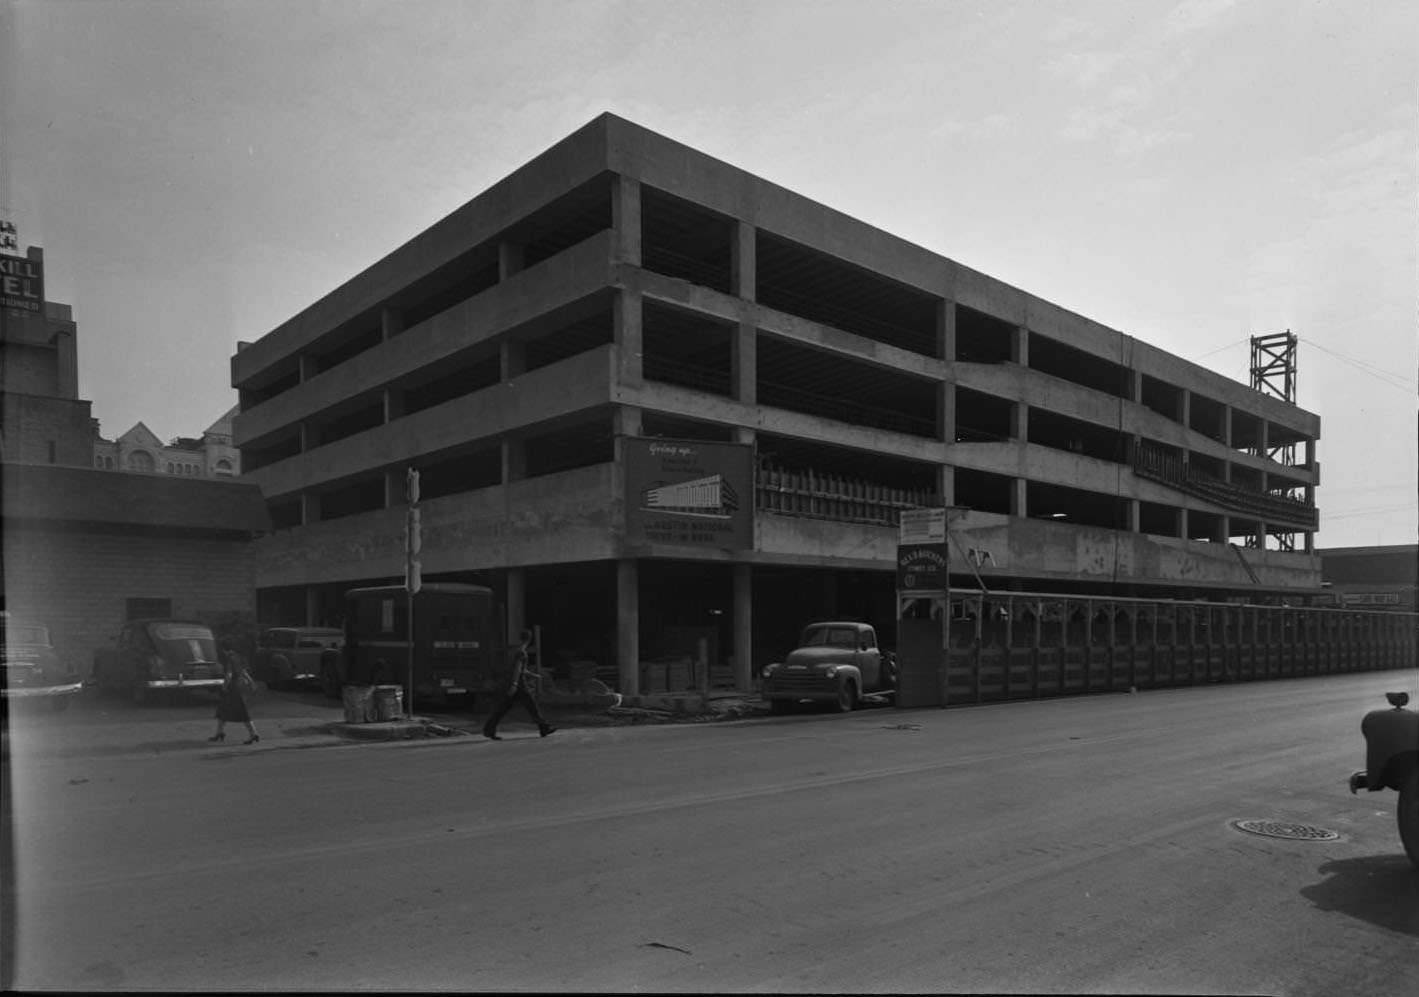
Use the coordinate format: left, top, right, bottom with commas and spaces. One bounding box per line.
762, 663, 781, 679
823, 665, 840, 678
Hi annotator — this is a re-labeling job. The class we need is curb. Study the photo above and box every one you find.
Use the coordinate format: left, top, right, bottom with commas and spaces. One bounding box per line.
331, 718, 467, 741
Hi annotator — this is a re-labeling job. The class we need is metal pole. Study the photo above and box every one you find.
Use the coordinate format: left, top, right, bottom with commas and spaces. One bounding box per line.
406, 589, 415, 719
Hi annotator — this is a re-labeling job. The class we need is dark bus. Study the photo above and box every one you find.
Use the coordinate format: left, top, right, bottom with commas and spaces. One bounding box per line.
320, 583, 505, 706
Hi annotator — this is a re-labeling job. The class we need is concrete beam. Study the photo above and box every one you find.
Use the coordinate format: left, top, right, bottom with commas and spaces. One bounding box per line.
617, 558, 639, 696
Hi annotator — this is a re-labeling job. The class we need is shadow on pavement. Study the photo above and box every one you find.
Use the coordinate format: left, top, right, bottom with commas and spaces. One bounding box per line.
1300, 854, 1419, 937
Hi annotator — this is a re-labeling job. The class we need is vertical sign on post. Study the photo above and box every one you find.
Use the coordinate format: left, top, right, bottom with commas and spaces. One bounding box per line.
897, 508, 948, 592
895, 508, 950, 709
405, 468, 421, 719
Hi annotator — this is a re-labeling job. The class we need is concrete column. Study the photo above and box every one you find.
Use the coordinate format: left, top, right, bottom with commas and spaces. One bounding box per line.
1222, 405, 1233, 447
501, 339, 527, 380
1180, 390, 1192, 431
299, 353, 318, 383
381, 305, 403, 342
615, 405, 642, 440
613, 175, 642, 267
502, 437, 527, 483
611, 407, 643, 518
1127, 498, 1140, 533
937, 299, 956, 362
939, 381, 956, 443
1014, 326, 1029, 367
1129, 370, 1142, 403
505, 567, 526, 647
732, 221, 755, 302
498, 242, 525, 281
384, 468, 405, 509
617, 558, 640, 696
383, 386, 404, 424
1179, 507, 1189, 540
733, 563, 753, 692
1011, 478, 1027, 517
615, 288, 643, 387
1218, 515, 1231, 544
1012, 401, 1028, 442
300, 422, 317, 452
733, 321, 756, 405
301, 491, 321, 526
305, 587, 320, 627
937, 464, 955, 507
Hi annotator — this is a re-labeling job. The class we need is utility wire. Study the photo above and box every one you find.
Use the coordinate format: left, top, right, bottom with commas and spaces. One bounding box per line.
1189, 339, 1249, 363
1323, 503, 1417, 521
1306, 340, 1417, 394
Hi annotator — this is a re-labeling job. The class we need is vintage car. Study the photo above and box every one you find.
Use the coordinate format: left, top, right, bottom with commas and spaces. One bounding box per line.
1, 613, 84, 710
91, 619, 227, 703
253, 625, 344, 690
1348, 690, 1418, 871
761, 621, 897, 713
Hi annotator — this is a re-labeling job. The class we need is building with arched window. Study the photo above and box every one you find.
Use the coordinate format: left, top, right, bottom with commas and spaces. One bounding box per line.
4, 240, 264, 662
91, 406, 241, 478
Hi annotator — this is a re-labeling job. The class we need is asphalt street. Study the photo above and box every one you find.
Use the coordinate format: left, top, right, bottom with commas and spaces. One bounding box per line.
3, 670, 1417, 994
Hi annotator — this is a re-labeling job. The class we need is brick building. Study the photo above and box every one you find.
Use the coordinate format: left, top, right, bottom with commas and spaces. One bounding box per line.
2, 241, 267, 666
231, 113, 1325, 695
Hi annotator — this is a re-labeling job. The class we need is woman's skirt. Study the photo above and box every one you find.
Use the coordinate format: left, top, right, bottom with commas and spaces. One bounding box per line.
216, 684, 250, 723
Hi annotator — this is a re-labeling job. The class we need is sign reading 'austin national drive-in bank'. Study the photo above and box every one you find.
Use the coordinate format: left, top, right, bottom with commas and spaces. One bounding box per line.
624, 437, 753, 550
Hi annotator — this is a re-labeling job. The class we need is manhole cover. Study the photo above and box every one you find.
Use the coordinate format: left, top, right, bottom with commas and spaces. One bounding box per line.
1231, 819, 1339, 841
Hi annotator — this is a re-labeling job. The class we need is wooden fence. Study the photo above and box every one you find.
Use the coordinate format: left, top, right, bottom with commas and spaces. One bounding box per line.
931, 591, 1416, 706
755, 466, 937, 527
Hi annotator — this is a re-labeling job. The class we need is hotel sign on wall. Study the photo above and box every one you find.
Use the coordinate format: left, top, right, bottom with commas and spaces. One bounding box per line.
0, 249, 44, 316
624, 437, 753, 550
897, 507, 948, 592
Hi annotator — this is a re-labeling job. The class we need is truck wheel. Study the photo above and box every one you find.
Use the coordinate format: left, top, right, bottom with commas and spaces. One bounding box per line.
835, 681, 858, 713
769, 699, 792, 715
1399, 767, 1419, 873
267, 655, 289, 691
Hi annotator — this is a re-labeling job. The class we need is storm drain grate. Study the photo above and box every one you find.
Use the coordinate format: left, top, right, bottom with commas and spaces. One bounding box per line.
1231, 819, 1339, 841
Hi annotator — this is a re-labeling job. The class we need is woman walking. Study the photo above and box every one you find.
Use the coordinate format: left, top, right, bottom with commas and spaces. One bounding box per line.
211, 638, 260, 744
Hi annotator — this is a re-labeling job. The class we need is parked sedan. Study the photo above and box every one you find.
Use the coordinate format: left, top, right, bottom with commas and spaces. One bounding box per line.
1, 613, 83, 711
91, 619, 227, 703
253, 626, 344, 690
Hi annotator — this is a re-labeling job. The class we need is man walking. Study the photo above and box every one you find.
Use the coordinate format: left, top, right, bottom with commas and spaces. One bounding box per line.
483, 628, 555, 740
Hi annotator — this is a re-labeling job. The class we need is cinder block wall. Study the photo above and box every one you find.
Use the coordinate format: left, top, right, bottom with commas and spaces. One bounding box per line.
4, 527, 256, 671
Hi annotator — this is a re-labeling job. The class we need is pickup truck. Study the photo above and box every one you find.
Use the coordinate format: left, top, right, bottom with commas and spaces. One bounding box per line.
1, 613, 84, 710
761, 621, 897, 713
91, 619, 227, 704
1348, 690, 1418, 871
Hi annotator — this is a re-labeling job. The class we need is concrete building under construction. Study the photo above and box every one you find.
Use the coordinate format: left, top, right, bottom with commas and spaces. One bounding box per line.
231, 113, 1364, 699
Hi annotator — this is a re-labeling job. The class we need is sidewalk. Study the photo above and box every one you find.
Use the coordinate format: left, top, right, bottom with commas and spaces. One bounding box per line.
0, 690, 774, 760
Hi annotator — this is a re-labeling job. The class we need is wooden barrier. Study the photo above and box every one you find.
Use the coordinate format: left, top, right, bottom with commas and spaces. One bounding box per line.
938, 590, 1416, 706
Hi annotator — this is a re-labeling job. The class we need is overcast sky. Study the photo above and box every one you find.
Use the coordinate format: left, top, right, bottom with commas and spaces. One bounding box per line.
2, 0, 1414, 548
